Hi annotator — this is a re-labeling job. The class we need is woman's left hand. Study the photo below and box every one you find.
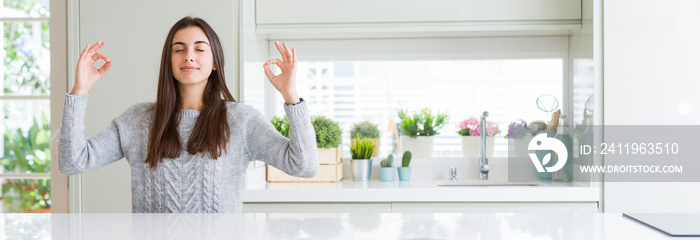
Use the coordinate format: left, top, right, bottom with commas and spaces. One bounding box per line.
264, 41, 299, 105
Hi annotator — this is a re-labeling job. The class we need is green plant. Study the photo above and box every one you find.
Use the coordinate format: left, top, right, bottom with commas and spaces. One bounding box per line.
3, 1, 51, 94
402, 151, 412, 167
381, 154, 394, 168
311, 116, 343, 148
0, 112, 51, 212
397, 108, 449, 137
1, 179, 51, 213
350, 135, 376, 159
350, 120, 380, 139
270, 116, 290, 138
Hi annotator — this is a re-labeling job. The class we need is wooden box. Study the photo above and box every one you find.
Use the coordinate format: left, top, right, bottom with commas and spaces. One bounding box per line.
318, 147, 342, 164
266, 159, 343, 182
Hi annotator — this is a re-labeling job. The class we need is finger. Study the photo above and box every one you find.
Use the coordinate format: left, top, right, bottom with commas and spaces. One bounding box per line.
267, 59, 284, 68
88, 41, 106, 56
91, 52, 111, 62
97, 61, 113, 76
292, 48, 297, 64
282, 42, 293, 62
274, 41, 287, 60
263, 63, 276, 80
79, 43, 90, 60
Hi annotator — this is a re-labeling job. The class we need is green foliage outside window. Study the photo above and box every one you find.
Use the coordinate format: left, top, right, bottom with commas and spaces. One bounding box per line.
3, 0, 51, 94
0, 113, 51, 212
1, 0, 53, 213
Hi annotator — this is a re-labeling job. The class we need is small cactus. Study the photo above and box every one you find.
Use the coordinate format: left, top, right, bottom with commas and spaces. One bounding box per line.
381, 154, 394, 168
402, 151, 412, 167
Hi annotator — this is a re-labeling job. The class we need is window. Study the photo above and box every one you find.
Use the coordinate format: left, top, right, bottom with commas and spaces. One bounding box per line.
275, 59, 563, 157
260, 37, 571, 158
0, 0, 51, 213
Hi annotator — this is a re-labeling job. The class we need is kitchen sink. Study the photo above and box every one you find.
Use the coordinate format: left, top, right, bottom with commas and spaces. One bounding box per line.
437, 181, 545, 187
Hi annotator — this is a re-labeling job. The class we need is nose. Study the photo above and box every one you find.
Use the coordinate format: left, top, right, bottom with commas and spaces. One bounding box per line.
184, 50, 195, 62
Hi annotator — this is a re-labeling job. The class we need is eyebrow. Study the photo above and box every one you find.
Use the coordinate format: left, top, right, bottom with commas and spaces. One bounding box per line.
171, 41, 210, 47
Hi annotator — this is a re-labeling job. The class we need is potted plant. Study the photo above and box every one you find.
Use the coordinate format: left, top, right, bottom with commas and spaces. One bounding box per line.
504, 119, 535, 158
350, 120, 381, 157
397, 108, 449, 158
270, 116, 290, 138
267, 115, 344, 182
397, 151, 412, 181
456, 117, 500, 158
349, 135, 376, 181
380, 154, 394, 181
311, 116, 343, 165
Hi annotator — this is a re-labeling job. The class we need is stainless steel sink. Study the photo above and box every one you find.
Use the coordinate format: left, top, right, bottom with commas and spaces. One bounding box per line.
437, 181, 545, 186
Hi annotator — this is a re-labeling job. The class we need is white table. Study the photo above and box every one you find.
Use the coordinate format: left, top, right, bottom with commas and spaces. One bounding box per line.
4, 212, 695, 239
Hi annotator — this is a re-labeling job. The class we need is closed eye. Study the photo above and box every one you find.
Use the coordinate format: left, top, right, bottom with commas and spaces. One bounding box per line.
196, 49, 205, 52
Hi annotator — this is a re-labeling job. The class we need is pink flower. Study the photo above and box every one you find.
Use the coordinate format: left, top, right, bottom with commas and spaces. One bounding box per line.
470, 129, 479, 135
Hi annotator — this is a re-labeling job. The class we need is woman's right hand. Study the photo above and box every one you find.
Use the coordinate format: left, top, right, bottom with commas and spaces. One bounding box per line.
71, 41, 113, 95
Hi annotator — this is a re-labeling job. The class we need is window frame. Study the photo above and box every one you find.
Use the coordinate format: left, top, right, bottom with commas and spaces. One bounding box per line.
0, 6, 53, 212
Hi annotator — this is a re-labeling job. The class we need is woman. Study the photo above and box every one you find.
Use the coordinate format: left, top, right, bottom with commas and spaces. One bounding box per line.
58, 17, 318, 213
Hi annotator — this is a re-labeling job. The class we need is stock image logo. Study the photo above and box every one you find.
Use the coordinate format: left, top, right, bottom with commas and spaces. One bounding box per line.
528, 133, 568, 173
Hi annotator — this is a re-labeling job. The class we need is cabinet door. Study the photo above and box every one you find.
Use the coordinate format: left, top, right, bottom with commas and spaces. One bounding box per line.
243, 203, 392, 213
392, 202, 599, 213
256, 0, 581, 25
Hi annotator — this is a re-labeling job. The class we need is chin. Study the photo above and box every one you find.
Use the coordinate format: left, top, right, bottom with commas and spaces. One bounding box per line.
175, 77, 208, 85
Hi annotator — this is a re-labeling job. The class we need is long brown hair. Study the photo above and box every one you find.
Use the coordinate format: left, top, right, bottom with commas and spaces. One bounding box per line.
146, 17, 235, 169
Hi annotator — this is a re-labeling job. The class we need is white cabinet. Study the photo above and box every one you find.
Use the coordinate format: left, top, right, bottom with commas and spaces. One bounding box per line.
391, 202, 599, 213
243, 203, 393, 213
256, 0, 582, 39
243, 202, 598, 213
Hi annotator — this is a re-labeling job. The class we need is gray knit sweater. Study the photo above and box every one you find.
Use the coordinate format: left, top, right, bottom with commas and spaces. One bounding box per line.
58, 94, 318, 213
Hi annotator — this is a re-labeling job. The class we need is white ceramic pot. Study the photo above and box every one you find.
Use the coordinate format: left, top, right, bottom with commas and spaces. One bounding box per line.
400, 136, 434, 158
509, 135, 535, 157
461, 136, 495, 158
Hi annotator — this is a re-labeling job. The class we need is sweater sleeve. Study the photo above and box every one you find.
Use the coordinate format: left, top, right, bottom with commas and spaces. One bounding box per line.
244, 100, 319, 178
58, 94, 126, 175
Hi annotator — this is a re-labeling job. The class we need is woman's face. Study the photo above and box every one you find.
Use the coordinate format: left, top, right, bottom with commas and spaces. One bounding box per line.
170, 26, 215, 87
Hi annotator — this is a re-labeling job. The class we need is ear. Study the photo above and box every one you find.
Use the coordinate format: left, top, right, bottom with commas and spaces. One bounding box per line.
213, 65, 217, 70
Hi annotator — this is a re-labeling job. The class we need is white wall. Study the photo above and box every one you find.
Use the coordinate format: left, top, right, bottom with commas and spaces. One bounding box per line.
75, 0, 238, 212
603, 0, 700, 212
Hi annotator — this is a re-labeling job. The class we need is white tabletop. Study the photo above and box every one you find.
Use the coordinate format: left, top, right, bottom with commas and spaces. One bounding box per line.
6, 212, 696, 240
243, 179, 599, 203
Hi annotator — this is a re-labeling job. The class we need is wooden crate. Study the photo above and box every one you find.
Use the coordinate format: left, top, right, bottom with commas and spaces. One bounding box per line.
266, 159, 343, 182
318, 147, 342, 164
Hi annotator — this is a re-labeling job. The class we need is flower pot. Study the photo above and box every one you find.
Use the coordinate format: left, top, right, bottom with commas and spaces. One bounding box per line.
510, 135, 535, 158
461, 136, 495, 158
380, 167, 394, 181
400, 136, 433, 158
351, 159, 373, 181
351, 138, 380, 157
397, 167, 412, 181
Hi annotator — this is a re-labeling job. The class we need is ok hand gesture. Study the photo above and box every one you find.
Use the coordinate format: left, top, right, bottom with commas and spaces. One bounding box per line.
72, 41, 113, 95
263, 41, 299, 105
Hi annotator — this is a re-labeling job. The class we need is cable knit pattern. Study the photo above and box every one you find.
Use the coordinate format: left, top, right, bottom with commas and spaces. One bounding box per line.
58, 94, 319, 213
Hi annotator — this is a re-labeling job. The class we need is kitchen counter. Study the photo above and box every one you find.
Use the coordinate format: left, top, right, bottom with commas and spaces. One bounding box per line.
17, 213, 696, 239
242, 179, 599, 203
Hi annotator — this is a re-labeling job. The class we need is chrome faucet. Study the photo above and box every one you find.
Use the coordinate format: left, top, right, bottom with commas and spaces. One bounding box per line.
448, 167, 458, 181
479, 111, 490, 180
